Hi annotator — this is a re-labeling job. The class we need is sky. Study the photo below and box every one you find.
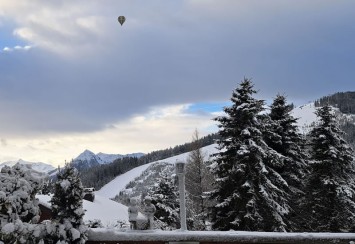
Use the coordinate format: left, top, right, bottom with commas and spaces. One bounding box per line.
1, 0, 355, 166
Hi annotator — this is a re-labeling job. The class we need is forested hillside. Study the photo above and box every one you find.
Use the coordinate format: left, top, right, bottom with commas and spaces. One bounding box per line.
79, 133, 219, 189
315, 91, 355, 148
315, 91, 355, 114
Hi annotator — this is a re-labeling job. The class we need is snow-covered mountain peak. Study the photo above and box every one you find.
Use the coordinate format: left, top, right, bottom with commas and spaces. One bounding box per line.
75, 149, 97, 161
0, 159, 56, 174
72, 150, 145, 170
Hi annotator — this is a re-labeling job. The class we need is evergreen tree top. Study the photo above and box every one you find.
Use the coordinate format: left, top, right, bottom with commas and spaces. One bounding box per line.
314, 105, 335, 126
215, 78, 265, 143
270, 95, 294, 121
227, 78, 264, 112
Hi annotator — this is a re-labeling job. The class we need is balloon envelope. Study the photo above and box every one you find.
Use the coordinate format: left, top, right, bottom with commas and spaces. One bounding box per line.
118, 16, 126, 26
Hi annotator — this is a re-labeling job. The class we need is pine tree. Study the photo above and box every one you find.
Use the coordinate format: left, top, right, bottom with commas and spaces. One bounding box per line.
264, 94, 309, 231
50, 163, 87, 243
0, 164, 43, 224
304, 105, 355, 232
185, 129, 213, 230
0, 164, 44, 243
149, 167, 180, 230
210, 78, 289, 231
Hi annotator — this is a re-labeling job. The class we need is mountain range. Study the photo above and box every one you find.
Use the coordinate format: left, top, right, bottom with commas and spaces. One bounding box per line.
72, 150, 145, 170
0, 150, 145, 174
0, 159, 56, 174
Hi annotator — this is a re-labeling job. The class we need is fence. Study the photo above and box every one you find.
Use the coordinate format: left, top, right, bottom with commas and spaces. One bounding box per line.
86, 229, 355, 244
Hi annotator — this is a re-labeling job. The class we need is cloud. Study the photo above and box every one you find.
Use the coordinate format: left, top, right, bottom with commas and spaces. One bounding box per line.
0, 0, 107, 56
0, 104, 217, 166
1, 1, 354, 132
0, 0, 355, 164
1, 45, 32, 52
2, 46, 12, 52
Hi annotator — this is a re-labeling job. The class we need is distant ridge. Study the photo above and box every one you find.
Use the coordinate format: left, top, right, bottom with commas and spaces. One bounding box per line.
315, 91, 355, 148
0, 159, 56, 174
315, 91, 355, 114
72, 149, 144, 171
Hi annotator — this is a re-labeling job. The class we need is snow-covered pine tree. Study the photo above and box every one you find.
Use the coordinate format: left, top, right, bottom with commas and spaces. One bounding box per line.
185, 129, 213, 230
149, 166, 180, 230
0, 163, 43, 224
49, 163, 87, 243
41, 177, 54, 195
263, 94, 309, 231
210, 78, 290, 231
0, 164, 44, 243
304, 105, 355, 232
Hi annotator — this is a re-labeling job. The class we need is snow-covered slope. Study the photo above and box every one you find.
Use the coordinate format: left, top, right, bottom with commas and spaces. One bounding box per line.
96, 144, 218, 199
290, 102, 355, 135
0, 159, 56, 174
291, 103, 318, 134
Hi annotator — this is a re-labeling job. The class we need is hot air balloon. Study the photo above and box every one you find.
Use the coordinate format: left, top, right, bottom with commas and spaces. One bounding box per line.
118, 16, 126, 26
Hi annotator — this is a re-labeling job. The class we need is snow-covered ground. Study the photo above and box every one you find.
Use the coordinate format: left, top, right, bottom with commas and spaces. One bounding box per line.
96, 144, 218, 199
37, 194, 143, 227
291, 102, 318, 134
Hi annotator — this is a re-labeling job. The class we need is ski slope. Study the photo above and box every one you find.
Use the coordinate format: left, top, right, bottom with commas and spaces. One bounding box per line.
291, 103, 318, 133
96, 144, 218, 199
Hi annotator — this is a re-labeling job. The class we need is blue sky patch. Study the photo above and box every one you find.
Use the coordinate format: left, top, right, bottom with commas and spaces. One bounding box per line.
0, 22, 26, 49
187, 102, 231, 114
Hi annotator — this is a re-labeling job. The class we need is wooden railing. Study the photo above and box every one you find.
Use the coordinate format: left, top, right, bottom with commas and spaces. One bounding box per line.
86, 229, 355, 244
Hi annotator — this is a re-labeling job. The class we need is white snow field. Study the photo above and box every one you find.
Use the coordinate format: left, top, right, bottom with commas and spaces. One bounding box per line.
37, 194, 143, 227
96, 144, 218, 199
291, 102, 318, 133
